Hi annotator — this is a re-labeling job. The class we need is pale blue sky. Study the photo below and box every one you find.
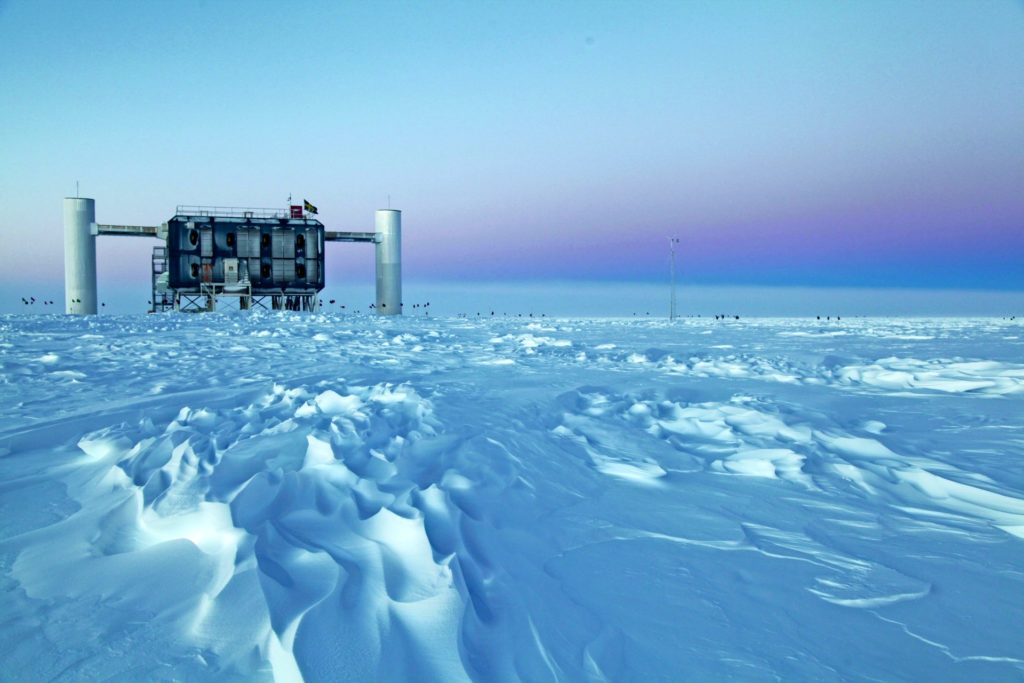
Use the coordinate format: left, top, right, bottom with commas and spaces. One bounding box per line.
1, 0, 1022, 314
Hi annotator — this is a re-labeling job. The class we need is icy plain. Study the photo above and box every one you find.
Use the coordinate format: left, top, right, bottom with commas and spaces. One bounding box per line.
1, 313, 1023, 682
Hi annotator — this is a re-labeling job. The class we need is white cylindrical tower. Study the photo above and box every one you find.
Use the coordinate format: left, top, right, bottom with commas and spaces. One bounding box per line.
375, 209, 402, 315
64, 197, 97, 315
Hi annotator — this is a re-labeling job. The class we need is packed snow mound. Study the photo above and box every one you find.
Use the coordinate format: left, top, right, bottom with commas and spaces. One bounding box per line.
827, 356, 1024, 394
9, 381, 463, 682
1, 313, 1023, 681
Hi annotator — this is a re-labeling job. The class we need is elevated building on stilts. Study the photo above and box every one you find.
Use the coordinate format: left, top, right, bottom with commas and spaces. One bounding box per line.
62, 198, 402, 315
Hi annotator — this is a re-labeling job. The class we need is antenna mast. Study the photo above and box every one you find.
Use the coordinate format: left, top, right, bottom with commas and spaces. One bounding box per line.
669, 236, 679, 321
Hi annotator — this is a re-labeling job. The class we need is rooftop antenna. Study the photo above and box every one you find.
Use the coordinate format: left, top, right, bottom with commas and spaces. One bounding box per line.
668, 236, 680, 321
76, 180, 79, 198
388, 194, 391, 209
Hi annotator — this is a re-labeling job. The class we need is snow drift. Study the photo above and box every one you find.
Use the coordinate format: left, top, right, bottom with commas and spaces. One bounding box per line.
1, 314, 1023, 681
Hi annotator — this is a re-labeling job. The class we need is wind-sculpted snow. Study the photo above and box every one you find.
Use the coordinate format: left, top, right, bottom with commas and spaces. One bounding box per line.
826, 356, 1024, 395
1, 313, 1023, 681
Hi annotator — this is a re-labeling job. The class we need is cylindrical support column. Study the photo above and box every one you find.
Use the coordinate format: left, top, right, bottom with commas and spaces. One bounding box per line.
375, 209, 402, 315
64, 197, 97, 315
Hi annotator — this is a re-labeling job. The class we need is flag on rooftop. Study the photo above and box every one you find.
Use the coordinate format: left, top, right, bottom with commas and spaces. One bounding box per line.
303, 199, 318, 215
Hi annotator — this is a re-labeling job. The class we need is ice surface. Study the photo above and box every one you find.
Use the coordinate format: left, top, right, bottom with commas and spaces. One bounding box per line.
1, 313, 1023, 681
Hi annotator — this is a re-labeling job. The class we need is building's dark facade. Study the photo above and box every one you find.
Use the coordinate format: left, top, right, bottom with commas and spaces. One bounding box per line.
165, 213, 325, 294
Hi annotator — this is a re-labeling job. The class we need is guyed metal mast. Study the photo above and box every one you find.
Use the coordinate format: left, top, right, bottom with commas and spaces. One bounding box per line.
669, 236, 679, 321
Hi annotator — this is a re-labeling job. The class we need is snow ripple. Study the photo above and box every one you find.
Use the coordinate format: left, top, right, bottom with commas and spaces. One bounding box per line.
2, 313, 1023, 681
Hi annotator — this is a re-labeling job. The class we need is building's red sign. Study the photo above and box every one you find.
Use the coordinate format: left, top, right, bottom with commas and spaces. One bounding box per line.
290, 205, 304, 219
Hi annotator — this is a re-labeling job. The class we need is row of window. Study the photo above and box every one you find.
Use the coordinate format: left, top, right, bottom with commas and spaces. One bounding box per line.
186, 230, 310, 250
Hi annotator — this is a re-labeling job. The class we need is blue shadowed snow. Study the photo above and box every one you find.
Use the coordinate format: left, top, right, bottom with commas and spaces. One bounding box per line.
1, 313, 1023, 681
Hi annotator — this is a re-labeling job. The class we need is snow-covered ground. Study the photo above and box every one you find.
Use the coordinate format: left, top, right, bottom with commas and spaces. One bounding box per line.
1, 313, 1022, 682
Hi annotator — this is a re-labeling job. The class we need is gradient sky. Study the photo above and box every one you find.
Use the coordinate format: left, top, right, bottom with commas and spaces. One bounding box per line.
1, 0, 1022, 306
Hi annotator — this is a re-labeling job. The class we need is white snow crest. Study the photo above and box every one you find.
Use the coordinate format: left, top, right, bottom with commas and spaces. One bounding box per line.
828, 356, 1024, 395
3, 314, 1024, 681
6, 381, 481, 682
